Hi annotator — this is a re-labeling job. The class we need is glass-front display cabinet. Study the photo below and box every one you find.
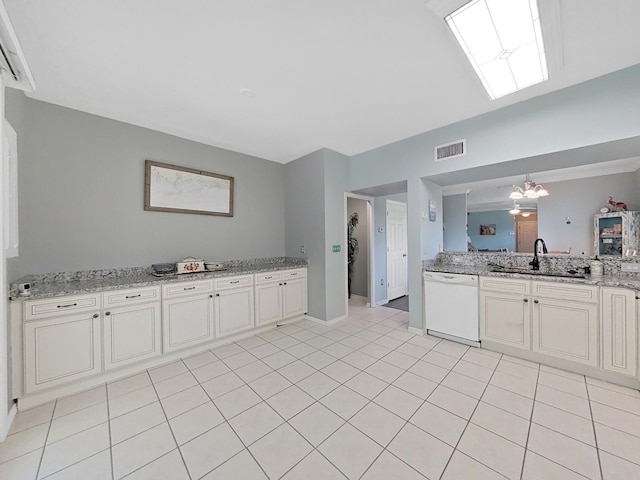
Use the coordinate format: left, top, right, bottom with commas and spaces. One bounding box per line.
594, 211, 640, 256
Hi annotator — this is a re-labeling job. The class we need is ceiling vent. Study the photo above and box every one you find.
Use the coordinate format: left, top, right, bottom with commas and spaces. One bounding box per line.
435, 139, 466, 161
0, 4, 35, 92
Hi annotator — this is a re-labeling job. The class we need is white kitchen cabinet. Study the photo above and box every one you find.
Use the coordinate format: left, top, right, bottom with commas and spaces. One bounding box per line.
24, 311, 101, 392
479, 290, 530, 350
103, 288, 162, 370
479, 277, 530, 350
255, 269, 307, 326
532, 297, 598, 366
601, 287, 637, 376
215, 275, 255, 337
162, 280, 215, 353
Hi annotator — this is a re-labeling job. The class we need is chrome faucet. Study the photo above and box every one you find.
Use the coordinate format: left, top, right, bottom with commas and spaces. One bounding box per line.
530, 238, 548, 270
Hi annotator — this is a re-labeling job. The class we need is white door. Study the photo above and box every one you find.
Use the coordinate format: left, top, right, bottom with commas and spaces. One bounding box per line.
386, 200, 408, 301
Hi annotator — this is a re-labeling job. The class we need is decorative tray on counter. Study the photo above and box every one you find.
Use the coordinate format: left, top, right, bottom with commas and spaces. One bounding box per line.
151, 268, 227, 278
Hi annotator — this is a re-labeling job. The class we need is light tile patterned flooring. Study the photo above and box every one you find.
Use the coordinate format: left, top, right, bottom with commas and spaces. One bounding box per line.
2, 299, 640, 479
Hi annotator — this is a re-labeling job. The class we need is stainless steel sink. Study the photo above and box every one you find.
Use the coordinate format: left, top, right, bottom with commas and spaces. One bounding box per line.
489, 267, 585, 279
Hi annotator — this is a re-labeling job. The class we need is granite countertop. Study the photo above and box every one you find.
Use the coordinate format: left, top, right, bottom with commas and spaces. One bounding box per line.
424, 264, 640, 290
10, 258, 308, 301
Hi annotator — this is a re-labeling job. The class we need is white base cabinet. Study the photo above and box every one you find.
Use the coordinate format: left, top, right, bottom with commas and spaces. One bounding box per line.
103, 303, 161, 370
24, 312, 101, 393
532, 298, 598, 366
163, 292, 214, 353
601, 287, 637, 377
215, 275, 255, 338
255, 269, 307, 326
480, 290, 530, 350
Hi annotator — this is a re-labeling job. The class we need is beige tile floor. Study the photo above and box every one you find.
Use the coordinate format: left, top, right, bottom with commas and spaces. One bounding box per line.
1, 298, 640, 479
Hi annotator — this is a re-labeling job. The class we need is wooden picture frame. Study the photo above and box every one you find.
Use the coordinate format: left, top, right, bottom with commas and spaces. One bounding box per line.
144, 160, 234, 217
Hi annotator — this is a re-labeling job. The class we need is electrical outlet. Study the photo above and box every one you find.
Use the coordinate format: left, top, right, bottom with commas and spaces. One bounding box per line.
300, 245, 306, 254
621, 263, 640, 273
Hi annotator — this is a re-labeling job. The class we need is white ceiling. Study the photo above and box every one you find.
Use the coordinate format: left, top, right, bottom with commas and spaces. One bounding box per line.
5, 0, 640, 163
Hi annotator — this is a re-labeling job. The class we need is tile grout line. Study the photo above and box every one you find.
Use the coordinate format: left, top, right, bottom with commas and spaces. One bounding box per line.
105, 382, 115, 480
585, 376, 605, 480
33, 398, 57, 480
519, 361, 541, 480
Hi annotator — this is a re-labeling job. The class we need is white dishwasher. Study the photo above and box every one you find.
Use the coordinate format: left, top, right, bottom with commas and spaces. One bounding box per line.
423, 272, 480, 347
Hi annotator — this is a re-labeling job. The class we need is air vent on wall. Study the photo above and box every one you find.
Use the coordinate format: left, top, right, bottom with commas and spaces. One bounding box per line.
435, 139, 466, 161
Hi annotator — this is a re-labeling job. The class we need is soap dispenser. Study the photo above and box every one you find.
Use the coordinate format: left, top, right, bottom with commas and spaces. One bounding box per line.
590, 256, 604, 277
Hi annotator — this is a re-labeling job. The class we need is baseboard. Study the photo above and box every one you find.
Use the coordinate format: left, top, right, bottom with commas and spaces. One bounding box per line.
0, 403, 17, 442
375, 299, 389, 306
350, 294, 367, 301
407, 326, 424, 335
305, 314, 347, 325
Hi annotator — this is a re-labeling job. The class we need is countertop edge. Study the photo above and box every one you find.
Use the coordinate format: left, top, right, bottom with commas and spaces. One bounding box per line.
423, 265, 640, 290
10, 263, 308, 301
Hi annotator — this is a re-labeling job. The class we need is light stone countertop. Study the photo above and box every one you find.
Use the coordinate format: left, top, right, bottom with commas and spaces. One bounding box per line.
424, 264, 640, 291
10, 259, 307, 301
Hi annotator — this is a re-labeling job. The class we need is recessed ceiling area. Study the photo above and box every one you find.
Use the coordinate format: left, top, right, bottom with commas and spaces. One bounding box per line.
5, 0, 640, 163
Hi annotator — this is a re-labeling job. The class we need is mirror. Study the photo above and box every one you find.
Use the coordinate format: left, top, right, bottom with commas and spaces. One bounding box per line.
442, 158, 640, 255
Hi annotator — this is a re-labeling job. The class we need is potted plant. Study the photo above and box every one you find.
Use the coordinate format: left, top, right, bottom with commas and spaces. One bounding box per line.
347, 212, 359, 298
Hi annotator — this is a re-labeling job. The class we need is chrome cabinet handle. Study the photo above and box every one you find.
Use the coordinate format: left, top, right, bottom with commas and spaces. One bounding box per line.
183, 286, 196, 291
290, 272, 298, 276
230, 280, 240, 284
125, 294, 141, 299
265, 276, 273, 279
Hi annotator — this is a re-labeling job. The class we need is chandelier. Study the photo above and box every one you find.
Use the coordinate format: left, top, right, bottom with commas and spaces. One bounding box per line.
509, 174, 549, 200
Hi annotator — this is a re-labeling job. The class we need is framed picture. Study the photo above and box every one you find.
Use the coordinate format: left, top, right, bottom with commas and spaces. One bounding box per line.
144, 160, 234, 216
480, 224, 496, 235
428, 199, 437, 222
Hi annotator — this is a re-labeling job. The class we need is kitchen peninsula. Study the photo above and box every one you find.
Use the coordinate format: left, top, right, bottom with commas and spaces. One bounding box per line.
424, 252, 640, 390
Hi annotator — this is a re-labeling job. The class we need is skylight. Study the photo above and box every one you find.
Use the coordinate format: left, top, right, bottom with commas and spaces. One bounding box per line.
445, 0, 548, 99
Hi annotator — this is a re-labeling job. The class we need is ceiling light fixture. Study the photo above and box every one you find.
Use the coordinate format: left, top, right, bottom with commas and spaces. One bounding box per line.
509, 173, 549, 200
521, 212, 531, 217
445, 0, 548, 99
509, 202, 521, 215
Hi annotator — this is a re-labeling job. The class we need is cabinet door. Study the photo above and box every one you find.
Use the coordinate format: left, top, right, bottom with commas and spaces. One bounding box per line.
601, 288, 637, 376
532, 298, 598, 366
104, 303, 162, 370
163, 294, 214, 353
255, 282, 282, 326
215, 286, 254, 338
282, 277, 307, 319
24, 312, 101, 392
479, 291, 530, 349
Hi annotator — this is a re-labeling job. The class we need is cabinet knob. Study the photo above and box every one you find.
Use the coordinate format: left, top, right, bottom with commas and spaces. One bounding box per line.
209, 294, 213, 298
92, 313, 99, 319
216, 293, 220, 297
284, 282, 287, 285
523, 298, 528, 303
105, 311, 111, 316
279, 283, 283, 286
534, 299, 539, 304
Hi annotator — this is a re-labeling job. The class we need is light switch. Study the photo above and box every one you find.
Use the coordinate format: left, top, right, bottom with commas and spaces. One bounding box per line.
300, 245, 306, 254
332, 244, 341, 253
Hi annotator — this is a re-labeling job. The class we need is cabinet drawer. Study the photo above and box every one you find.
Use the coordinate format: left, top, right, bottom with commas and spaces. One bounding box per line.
25, 294, 101, 320
480, 277, 529, 295
282, 269, 306, 280
255, 271, 282, 284
215, 275, 254, 291
103, 286, 161, 307
532, 281, 599, 303
162, 280, 213, 298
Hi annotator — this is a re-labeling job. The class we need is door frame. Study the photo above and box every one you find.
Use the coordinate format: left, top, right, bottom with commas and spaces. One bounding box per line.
344, 193, 375, 312
386, 199, 408, 301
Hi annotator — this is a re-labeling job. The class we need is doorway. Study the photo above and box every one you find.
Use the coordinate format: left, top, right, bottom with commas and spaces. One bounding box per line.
516, 213, 538, 253
345, 195, 374, 313
386, 200, 408, 302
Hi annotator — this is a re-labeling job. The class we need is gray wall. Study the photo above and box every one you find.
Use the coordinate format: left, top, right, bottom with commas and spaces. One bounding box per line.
537, 172, 640, 255
5, 91, 285, 280
373, 193, 407, 304
284, 148, 350, 322
443, 193, 467, 252
467, 210, 516, 251
284, 150, 326, 320
346, 197, 368, 298
323, 149, 350, 321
